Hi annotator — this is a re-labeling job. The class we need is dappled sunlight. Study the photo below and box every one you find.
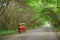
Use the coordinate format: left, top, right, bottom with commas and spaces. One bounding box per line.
43, 21, 52, 27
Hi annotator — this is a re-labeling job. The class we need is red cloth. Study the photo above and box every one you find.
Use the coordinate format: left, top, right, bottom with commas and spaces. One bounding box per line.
21, 25, 26, 32
18, 25, 26, 33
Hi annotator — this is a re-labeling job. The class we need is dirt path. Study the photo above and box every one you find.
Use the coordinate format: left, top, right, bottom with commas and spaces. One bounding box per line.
1, 26, 58, 40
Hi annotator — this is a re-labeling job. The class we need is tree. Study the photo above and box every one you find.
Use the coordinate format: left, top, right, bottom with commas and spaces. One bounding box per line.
0, 0, 10, 17
27, 0, 60, 27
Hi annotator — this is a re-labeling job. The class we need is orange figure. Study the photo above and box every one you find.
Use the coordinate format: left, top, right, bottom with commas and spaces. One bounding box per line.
21, 23, 26, 32
17, 23, 21, 33
17, 23, 26, 33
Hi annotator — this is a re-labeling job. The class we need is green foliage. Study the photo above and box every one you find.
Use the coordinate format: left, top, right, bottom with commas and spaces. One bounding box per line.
0, 0, 60, 36
27, 0, 60, 27
56, 8, 60, 20
57, 0, 60, 7
0, 29, 17, 36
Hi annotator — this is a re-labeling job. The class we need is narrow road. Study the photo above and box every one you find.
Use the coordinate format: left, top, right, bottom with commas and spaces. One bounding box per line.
2, 26, 58, 40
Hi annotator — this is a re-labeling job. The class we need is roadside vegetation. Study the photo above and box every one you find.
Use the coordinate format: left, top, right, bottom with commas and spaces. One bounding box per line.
0, 0, 60, 36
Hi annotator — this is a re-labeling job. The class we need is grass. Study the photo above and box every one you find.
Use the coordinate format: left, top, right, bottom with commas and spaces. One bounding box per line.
0, 26, 41, 36
53, 26, 60, 40
53, 26, 60, 32
26, 26, 40, 30
0, 29, 17, 36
